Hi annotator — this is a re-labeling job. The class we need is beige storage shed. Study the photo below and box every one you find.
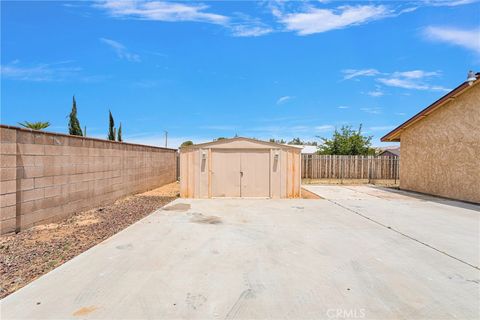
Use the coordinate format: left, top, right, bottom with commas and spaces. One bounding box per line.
180, 137, 301, 198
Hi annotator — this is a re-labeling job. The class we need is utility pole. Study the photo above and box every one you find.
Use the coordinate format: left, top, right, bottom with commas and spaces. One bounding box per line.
164, 130, 168, 148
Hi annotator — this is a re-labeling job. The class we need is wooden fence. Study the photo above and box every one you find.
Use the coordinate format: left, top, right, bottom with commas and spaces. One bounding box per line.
301, 155, 399, 181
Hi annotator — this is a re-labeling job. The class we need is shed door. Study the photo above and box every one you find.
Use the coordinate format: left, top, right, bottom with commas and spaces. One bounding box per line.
211, 150, 270, 198
240, 150, 270, 197
211, 150, 241, 197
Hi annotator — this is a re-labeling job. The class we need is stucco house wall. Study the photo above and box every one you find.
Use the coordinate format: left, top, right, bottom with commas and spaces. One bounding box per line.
399, 83, 480, 203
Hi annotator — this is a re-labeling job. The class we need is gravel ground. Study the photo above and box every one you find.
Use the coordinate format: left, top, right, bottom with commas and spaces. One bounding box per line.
0, 182, 179, 299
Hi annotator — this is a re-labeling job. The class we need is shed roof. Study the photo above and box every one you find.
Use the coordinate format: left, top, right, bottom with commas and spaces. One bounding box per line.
381, 73, 480, 142
180, 137, 303, 150
378, 148, 400, 157
301, 145, 318, 154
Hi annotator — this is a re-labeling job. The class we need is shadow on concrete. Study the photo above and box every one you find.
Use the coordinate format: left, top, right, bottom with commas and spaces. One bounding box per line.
369, 185, 480, 212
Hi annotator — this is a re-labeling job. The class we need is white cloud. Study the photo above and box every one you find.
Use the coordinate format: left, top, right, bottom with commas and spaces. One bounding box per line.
344, 67, 450, 92
95, 0, 228, 25
229, 13, 274, 37
423, 26, 480, 54
278, 5, 391, 35
231, 24, 273, 37
366, 88, 384, 97
424, 0, 479, 7
270, 1, 477, 37
95, 1, 275, 38
0, 61, 81, 82
399, 6, 419, 14
276, 95, 294, 105
93, 0, 478, 39
392, 70, 440, 79
342, 68, 380, 80
315, 125, 334, 132
338, 105, 349, 109
377, 77, 450, 92
360, 107, 382, 114
100, 38, 141, 62
378, 78, 419, 89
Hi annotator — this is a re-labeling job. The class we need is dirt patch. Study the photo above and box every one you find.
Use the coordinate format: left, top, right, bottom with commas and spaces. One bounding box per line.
72, 213, 100, 226
190, 213, 222, 224
301, 188, 322, 199
163, 203, 191, 211
142, 181, 180, 197
0, 185, 178, 299
72, 306, 98, 317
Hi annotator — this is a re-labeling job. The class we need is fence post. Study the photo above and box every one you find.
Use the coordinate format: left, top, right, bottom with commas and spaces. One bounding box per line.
312, 155, 314, 179
340, 155, 342, 184
367, 156, 371, 183
176, 152, 180, 181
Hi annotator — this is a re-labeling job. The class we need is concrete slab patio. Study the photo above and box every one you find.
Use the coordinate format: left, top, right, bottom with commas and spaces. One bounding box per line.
1, 187, 479, 319
303, 185, 480, 268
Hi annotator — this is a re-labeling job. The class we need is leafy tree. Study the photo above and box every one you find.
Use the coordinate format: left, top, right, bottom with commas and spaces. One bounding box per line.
215, 137, 226, 141
18, 121, 50, 130
108, 110, 115, 141
84, 126, 87, 137
269, 138, 286, 144
180, 140, 194, 147
68, 96, 83, 136
317, 125, 375, 155
117, 123, 122, 142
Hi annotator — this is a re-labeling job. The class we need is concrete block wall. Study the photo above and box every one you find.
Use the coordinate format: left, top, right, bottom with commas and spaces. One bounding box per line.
0, 125, 177, 234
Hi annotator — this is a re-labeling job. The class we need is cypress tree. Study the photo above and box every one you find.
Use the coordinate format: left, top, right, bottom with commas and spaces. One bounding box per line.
108, 110, 115, 141
68, 96, 83, 136
117, 123, 122, 142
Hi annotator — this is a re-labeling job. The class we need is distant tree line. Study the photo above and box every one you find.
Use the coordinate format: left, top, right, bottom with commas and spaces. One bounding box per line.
269, 138, 286, 144
286, 137, 318, 146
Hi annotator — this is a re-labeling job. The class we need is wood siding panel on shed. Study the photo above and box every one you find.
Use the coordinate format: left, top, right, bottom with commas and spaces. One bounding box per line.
180, 149, 196, 198
240, 150, 270, 198
211, 150, 241, 197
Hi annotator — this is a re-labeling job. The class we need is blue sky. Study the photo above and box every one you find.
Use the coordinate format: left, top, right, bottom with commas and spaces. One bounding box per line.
1, 0, 479, 148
